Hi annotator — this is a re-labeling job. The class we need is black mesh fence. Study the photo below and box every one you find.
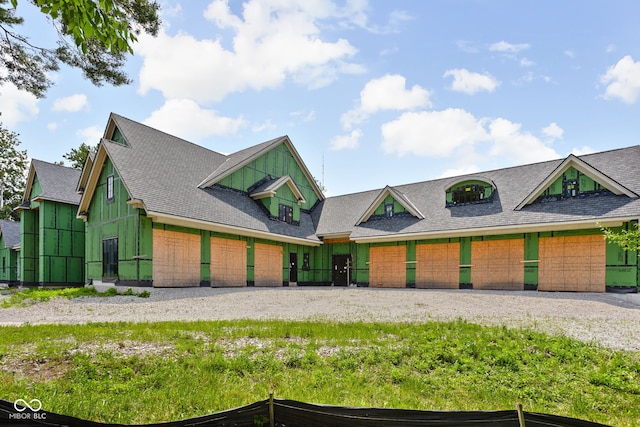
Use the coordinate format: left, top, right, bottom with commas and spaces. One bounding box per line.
0, 398, 612, 427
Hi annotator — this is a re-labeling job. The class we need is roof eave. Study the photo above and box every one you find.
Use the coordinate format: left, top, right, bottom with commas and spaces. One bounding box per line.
351, 217, 633, 244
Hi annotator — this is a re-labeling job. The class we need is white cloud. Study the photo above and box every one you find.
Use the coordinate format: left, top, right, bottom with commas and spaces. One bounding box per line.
570, 146, 595, 156
330, 129, 362, 150
519, 57, 535, 67
252, 119, 276, 133
381, 109, 488, 157
52, 94, 88, 112
487, 118, 559, 163
47, 122, 58, 131
438, 165, 481, 179
564, 50, 575, 59
380, 109, 561, 165
443, 68, 499, 95
601, 55, 640, 104
137, 0, 362, 103
542, 122, 563, 140
143, 99, 246, 142
76, 126, 103, 144
0, 83, 39, 127
489, 41, 530, 53
341, 74, 432, 129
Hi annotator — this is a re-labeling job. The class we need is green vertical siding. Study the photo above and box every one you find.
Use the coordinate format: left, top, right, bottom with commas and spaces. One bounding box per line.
218, 142, 320, 211
86, 157, 151, 285
0, 238, 18, 283
605, 222, 638, 288
37, 200, 85, 285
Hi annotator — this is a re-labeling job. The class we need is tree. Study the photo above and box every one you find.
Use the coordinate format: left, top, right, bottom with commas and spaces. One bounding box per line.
0, 0, 161, 98
602, 223, 640, 257
0, 124, 28, 221
63, 142, 95, 169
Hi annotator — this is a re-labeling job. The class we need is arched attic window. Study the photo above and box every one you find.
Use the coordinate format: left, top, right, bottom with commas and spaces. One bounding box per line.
445, 178, 495, 207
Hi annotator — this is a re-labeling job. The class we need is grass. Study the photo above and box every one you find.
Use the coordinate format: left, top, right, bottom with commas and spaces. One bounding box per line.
0, 286, 150, 308
0, 320, 638, 426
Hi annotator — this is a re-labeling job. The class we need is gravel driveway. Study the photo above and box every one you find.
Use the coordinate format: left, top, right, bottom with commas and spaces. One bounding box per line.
1, 287, 639, 352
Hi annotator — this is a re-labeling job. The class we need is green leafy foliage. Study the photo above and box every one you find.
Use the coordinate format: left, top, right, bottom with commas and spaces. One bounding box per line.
0, 125, 28, 221
601, 223, 640, 256
62, 142, 96, 169
0, 0, 160, 98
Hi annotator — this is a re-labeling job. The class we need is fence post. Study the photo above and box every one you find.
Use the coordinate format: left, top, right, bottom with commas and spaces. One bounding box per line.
516, 403, 526, 427
269, 392, 274, 427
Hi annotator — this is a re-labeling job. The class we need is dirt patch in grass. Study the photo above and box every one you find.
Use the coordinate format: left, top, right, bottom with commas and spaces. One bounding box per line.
68, 340, 176, 359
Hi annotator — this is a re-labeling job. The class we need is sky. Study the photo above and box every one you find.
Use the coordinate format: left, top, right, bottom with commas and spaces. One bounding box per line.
2, 0, 640, 196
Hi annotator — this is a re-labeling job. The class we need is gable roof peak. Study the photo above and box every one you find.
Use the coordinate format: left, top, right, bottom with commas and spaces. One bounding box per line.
355, 185, 424, 225
515, 150, 638, 210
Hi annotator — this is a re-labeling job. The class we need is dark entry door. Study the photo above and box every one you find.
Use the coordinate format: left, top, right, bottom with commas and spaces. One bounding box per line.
332, 254, 351, 286
289, 253, 298, 283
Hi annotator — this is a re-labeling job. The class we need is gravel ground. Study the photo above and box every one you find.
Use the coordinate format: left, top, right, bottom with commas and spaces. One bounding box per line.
1, 286, 639, 352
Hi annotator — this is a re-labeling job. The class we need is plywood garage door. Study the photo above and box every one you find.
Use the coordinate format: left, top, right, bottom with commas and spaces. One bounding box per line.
415, 242, 460, 289
153, 229, 200, 287
254, 243, 283, 287
538, 235, 605, 292
211, 237, 246, 287
369, 246, 406, 288
471, 239, 524, 290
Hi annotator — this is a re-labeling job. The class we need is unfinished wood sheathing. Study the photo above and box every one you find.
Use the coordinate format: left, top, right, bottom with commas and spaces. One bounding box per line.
254, 243, 283, 287
538, 235, 605, 292
471, 239, 524, 290
415, 242, 460, 289
152, 229, 200, 287
211, 237, 247, 287
369, 245, 406, 288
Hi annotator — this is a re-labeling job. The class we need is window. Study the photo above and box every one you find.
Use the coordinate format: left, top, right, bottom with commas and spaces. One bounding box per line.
106, 175, 115, 203
385, 203, 394, 218
563, 179, 579, 198
451, 184, 485, 205
278, 204, 293, 224
102, 238, 118, 278
2, 256, 5, 274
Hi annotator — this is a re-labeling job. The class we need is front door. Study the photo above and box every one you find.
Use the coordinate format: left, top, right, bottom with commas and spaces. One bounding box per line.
332, 254, 351, 286
289, 253, 298, 283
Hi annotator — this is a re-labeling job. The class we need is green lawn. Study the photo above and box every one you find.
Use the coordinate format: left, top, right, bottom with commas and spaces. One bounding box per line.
0, 320, 638, 426
0, 286, 150, 308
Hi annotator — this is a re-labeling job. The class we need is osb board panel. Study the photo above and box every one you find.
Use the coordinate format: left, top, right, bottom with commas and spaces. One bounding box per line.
471, 240, 524, 290
211, 237, 246, 287
538, 235, 605, 292
369, 246, 406, 288
415, 242, 460, 289
254, 243, 283, 287
152, 229, 200, 287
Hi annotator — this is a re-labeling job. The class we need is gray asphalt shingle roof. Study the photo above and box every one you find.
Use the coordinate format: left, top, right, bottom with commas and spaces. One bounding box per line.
105, 114, 320, 243
30, 159, 82, 205
100, 114, 640, 243
315, 145, 640, 239
0, 220, 20, 249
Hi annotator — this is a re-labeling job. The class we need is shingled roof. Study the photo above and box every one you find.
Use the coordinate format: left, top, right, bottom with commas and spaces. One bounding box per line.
82, 114, 321, 245
0, 220, 20, 249
23, 160, 82, 206
315, 145, 640, 242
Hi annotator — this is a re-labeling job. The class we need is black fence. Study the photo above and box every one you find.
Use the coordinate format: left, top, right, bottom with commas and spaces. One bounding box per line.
0, 397, 611, 427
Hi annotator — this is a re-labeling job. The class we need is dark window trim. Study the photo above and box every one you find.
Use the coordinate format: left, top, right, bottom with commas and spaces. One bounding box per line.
102, 237, 118, 278
385, 203, 394, 218
106, 175, 115, 203
278, 203, 294, 224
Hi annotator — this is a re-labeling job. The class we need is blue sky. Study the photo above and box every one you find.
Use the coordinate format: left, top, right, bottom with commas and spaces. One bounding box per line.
2, 0, 640, 196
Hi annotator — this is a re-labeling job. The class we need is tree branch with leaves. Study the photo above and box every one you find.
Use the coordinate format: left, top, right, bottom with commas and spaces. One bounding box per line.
601, 223, 640, 256
1, 0, 160, 98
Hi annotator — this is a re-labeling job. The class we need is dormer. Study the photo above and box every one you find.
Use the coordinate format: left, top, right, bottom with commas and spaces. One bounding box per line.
356, 186, 424, 225
249, 175, 305, 225
516, 154, 637, 210
445, 177, 496, 207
